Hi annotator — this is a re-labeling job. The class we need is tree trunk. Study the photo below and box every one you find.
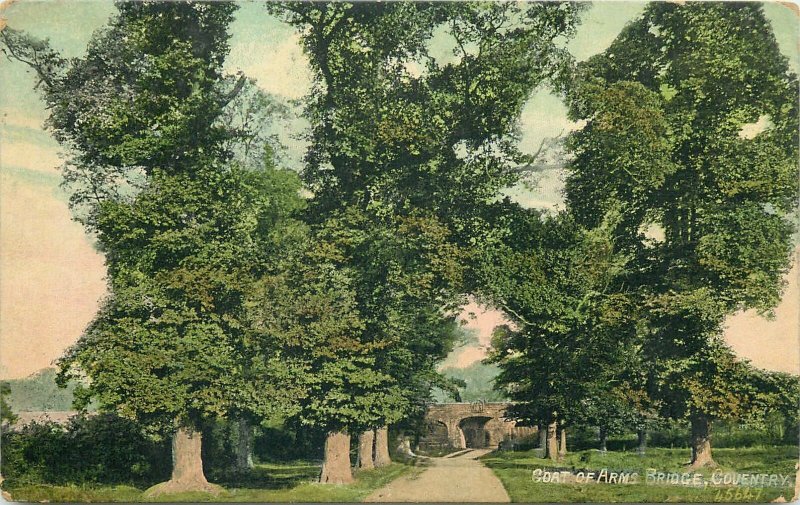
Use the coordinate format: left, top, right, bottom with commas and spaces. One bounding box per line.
538, 423, 547, 451
144, 426, 222, 497
374, 426, 391, 467
599, 427, 608, 453
397, 436, 415, 457
558, 425, 567, 457
235, 417, 254, 471
545, 421, 558, 461
356, 429, 375, 470
637, 429, 647, 456
320, 430, 353, 484
689, 414, 716, 468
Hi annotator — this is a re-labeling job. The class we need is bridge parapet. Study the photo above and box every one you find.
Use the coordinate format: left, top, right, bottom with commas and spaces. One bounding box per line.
419, 402, 535, 452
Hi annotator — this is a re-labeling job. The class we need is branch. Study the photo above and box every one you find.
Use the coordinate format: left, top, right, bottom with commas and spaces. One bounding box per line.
510, 129, 567, 174
529, 133, 552, 162
510, 162, 565, 174
498, 301, 533, 328
219, 72, 247, 108
0, 27, 64, 90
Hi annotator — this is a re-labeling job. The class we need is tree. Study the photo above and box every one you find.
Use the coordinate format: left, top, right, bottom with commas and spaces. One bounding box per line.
3, 1, 305, 494
245, 218, 406, 484
481, 210, 635, 460
267, 1, 585, 466
576, 344, 661, 454
1, 2, 245, 229
57, 162, 306, 495
269, 1, 584, 235
1, 383, 17, 427
565, 3, 799, 467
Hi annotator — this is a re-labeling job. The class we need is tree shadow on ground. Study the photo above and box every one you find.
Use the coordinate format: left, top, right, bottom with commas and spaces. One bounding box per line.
213, 461, 321, 489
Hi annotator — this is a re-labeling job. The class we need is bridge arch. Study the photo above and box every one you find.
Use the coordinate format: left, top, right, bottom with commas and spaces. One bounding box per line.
459, 415, 492, 448
419, 402, 534, 452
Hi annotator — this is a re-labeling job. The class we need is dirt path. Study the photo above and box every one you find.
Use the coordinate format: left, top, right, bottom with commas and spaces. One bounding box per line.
364, 449, 510, 503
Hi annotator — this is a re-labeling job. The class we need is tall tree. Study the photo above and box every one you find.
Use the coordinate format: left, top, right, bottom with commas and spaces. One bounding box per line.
565, 3, 798, 467
481, 210, 635, 460
56, 160, 307, 495
576, 342, 661, 454
270, 2, 583, 236
245, 217, 406, 484
1, 2, 246, 229
268, 1, 585, 466
3, 1, 303, 493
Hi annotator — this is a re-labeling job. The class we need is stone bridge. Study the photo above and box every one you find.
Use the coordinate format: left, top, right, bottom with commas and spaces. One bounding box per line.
419, 402, 536, 452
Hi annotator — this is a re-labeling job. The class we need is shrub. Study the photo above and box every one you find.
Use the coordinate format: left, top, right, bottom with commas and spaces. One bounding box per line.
1, 414, 170, 488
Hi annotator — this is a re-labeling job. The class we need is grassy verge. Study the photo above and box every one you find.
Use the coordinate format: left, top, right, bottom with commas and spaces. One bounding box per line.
481, 446, 797, 503
4, 460, 422, 502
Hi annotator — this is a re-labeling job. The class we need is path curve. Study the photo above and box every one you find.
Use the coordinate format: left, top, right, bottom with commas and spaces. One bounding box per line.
364, 449, 510, 503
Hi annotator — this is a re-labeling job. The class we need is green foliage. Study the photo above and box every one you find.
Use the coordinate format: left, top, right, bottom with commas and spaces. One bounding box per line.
479, 209, 636, 427
269, 2, 584, 229
564, 80, 676, 245
1, 414, 171, 488
565, 2, 799, 431
1, 381, 18, 425
435, 362, 507, 403
265, 2, 586, 434
254, 421, 327, 463
246, 217, 405, 432
0, 1, 317, 440
56, 163, 307, 432
331, 209, 467, 423
0, 3, 305, 446
1, 2, 243, 228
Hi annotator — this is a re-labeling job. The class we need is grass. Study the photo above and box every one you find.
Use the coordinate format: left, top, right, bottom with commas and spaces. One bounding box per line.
481, 446, 798, 502
6, 447, 795, 502
4, 460, 422, 502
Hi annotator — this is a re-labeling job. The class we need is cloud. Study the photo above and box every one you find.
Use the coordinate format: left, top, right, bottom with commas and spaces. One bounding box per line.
226, 34, 312, 100
518, 90, 577, 156
503, 168, 566, 211
439, 301, 511, 370
739, 115, 772, 140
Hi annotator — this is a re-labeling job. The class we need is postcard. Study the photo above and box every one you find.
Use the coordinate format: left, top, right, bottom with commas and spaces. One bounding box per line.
1, 1, 798, 502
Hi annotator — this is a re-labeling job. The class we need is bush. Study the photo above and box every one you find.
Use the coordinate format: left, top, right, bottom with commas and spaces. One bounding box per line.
1, 414, 170, 488
254, 420, 325, 462
712, 415, 798, 448
201, 417, 326, 483
568, 415, 796, 452
201, 417, 239, 480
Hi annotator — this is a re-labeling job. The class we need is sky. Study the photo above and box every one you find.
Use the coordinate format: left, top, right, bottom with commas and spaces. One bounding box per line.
0, 1, 798, 379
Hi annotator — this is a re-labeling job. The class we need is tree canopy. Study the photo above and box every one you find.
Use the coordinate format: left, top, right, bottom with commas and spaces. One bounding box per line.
564, 2, 799, 466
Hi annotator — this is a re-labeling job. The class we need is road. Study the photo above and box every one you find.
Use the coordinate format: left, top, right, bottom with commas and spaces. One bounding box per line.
364, 449, 510, 503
